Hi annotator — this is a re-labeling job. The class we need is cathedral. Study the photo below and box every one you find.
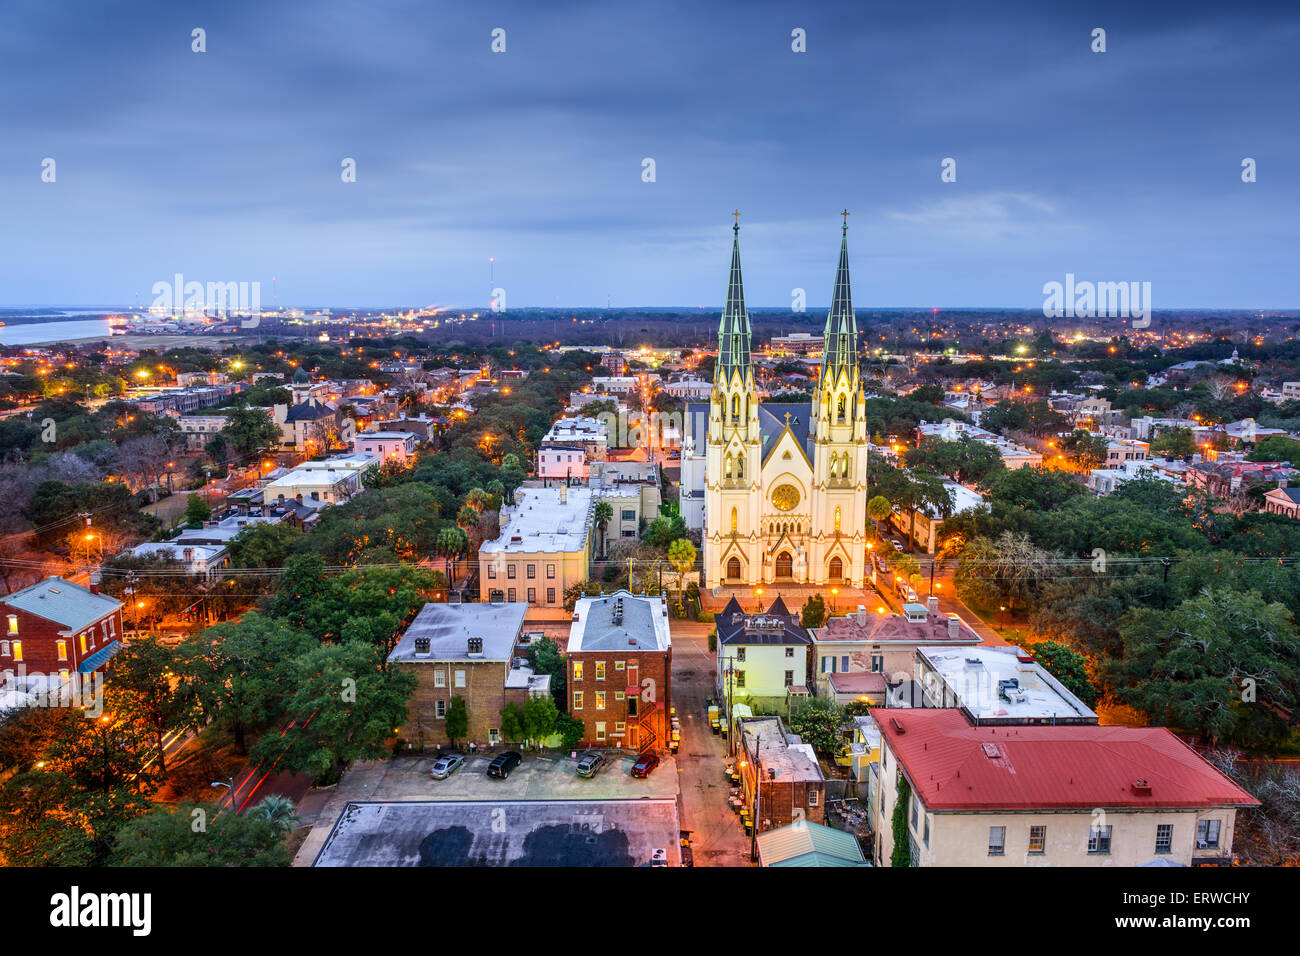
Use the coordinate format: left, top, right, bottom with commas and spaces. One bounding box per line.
680, 216, 869, 590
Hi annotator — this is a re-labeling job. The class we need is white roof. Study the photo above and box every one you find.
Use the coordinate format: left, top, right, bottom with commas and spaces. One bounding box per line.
481, 487, 593, 555
918, 645, 1095, 722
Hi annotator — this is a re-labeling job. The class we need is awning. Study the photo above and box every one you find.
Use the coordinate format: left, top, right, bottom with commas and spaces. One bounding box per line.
78, 640, 123, 673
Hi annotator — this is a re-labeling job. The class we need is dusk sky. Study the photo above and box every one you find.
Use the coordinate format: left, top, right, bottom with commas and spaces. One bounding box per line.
0, 0, 1296, 309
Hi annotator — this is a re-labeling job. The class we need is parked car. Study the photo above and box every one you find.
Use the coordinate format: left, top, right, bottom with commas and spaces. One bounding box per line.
630, 752, 660, 778
429, 753, 464, 779
486, 751, 522, 778
575, 751, 606, 778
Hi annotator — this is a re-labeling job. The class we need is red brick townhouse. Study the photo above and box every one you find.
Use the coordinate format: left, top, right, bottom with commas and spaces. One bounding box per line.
0, 576, 125, 689
567, 590, 672, 752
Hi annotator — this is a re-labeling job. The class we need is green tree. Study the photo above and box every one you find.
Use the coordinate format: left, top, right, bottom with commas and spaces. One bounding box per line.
527, 636, 568, 708
249, 640, 416, 785
1029, 641, 1100, 708
522, 694, 559, 748
801, 594, 827, 628
445, 696, 469, 747
1248, 435, 1300, 463
108, 635, 190, 776
499, 701, 525, 743
867, 495, 893, 539
219, 406, 283, 459
555, 713, 584, 750
786, 696, 842, 754
184, 493, 212, 527
251, 795, 301, 838
667, 538, 696, 599
1111, 588, 1300, 747
593, 500, 613, 558
110, 803, 289, 867
891, 775, 913, 868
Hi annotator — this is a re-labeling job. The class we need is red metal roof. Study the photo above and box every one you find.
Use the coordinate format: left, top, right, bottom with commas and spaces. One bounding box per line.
873, 709, 1259, 811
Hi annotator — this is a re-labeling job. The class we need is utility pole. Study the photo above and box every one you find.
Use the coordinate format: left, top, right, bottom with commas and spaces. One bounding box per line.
750, 733, 762, 863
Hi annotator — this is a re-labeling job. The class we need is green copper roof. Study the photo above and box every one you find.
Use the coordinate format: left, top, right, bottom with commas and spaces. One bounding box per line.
822, 227, 857, 379
717, 223, 751, 380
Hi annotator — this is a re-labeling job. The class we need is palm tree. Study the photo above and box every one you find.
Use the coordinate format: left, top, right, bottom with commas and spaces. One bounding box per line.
593, 501, 613, 559
867, 495, 892, 540
252, 795, 300, 838
436, 525, 468, 583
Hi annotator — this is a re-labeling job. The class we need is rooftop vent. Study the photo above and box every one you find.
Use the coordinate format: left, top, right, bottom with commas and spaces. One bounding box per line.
890, 717, 905, 735
981, 743, 1001, 759
467, 637, 483, 657
1132, 779, 1152, 796
413, 637, 430, 656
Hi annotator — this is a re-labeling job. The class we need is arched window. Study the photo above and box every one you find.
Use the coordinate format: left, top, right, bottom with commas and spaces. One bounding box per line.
731, 394, 739, 419
736, 456, 744, 479
829, 556, 843, 580
727, 557, 741, 579
835, 506, 841, 532
837, 395, 846, 421
730, 507, 738, 533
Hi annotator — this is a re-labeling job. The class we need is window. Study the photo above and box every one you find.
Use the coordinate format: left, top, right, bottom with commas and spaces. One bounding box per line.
615, 660, 625, 671
736, 648, 746, 663
595, 691, 606, 710
840, 655, 850, 673
435, 700, 446, 718
910, 796, 918, 828
595, 722, 606, 741
735, 670, 745, 688
507, 588, 516, 602
487, 566, 496, 579
1155, 824, 1173, 854
785, 647, 794, 658
526, 564, 536, 579
1197, 819, 1221, 849
572, 661, 584, 681
573, 691, 584, 710
615, 691, 624, 701
507, 565, 517, 579
79, 634, 88, 654
57, 640, 68, 661
1088, 825, 1112, 854
546, 564, 555, 578
809, 790, 819, 807
923, 814, 930, 847
454, 669, 466, 688
1028, 825, 1046, 854
434, 670, 446, 688
595, 661, 606, 681
621, 509, 635, 521
527, 588, 536, 603
0, 641, 7, 656
615, 721, 625, 732
11, 641, 20, 662
871, 655, 884, 673
546, 588, 556, 604
784, 671, 794, 687
6, 614, 16, 634
988, 826, 1006, 856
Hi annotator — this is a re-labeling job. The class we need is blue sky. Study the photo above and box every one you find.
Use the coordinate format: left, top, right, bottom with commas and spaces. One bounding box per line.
0, 0, 1296, 308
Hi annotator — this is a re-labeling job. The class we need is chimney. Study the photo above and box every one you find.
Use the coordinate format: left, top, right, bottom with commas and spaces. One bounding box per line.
856, 604, 867, 627
927, 595, 939, 616
88, 571, 101, 595
467, 637, 483, 658
559, 485, 567, 505
947, 614, 960, 640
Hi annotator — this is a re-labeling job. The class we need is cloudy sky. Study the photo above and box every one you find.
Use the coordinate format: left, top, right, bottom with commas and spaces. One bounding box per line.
0, 0, 1295, 308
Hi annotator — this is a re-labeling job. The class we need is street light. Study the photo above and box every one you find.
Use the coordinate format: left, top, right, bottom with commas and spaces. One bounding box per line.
210, 776, 238, 813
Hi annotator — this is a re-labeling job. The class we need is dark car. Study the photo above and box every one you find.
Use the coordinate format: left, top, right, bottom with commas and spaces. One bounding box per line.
575, 751, 606, 778
486, 751, 522, 778
630, 752, 660, 778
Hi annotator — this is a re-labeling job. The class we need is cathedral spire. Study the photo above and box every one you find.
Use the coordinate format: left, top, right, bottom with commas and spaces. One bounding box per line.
821, 212, 857, 381
717, 211, 751, 382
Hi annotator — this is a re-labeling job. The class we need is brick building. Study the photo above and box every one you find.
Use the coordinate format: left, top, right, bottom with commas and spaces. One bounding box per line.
567, 590, 672, 753
737, 716, 826, 833
0, 576, 125, 693
388, 602, 550, 749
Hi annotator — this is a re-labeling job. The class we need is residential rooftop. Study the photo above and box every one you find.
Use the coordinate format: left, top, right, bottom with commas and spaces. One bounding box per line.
917, 645, 1096, 724
874, 708, 1260, 812
388, 602, 528, 664
812, 603, 982, 645
569, 590, 671, 653
481, 486, 593, 555
0, 576, 122, 633
738, 716, 824, 783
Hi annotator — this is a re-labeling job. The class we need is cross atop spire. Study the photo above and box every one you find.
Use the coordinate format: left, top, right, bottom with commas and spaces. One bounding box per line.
732, 209, 742, 234
841, 208, 850, 234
